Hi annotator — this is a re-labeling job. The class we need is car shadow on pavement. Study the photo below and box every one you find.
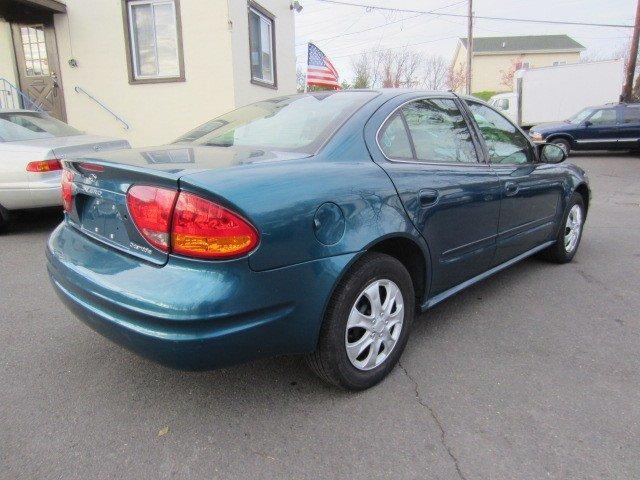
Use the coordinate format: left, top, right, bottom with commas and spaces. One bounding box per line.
2, 208, 62, 236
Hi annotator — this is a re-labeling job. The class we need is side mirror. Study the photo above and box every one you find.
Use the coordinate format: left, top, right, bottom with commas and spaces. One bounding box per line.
539, 143, 566, 164
583, 120, 592, 127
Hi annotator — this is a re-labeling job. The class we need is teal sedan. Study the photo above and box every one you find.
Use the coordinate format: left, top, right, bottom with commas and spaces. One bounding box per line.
47, 90, 589, 390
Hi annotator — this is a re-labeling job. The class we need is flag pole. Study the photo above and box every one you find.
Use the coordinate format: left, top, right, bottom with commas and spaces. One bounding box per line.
305, 42, 310, 93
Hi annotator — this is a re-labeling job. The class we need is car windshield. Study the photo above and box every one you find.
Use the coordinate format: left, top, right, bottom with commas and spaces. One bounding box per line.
0, 112, 81, 142
174, 91, 379, 153
568, 108, 595, 125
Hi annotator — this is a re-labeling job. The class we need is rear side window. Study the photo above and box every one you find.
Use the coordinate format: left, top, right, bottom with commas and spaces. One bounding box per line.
623, 107, 640, 124
401, 98, 478, 164
378, 114, 413, 160
466, 101, 533, 165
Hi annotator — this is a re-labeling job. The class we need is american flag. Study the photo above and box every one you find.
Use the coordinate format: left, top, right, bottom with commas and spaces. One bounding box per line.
307, 43, 340, 90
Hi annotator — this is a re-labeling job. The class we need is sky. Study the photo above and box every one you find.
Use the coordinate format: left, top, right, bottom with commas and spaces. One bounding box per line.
294, 0, 636, 82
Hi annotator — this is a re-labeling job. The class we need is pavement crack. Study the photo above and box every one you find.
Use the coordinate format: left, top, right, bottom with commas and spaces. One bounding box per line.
397, 362, 468, 480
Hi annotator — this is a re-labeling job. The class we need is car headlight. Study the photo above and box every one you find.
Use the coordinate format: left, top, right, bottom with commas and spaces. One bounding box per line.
529, 131, 543, 141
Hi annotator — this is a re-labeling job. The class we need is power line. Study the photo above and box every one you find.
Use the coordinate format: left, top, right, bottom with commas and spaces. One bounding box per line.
314, 0, 635, 28
295, 0, 466, 46
329, 34, 460, 59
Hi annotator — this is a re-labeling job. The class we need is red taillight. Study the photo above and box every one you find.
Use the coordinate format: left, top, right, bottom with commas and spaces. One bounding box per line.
171, 192, 259, 259
126, 185, 178, 252
26, 159, 62, 172
61, 169, 74, 213
125, 186, 259, 259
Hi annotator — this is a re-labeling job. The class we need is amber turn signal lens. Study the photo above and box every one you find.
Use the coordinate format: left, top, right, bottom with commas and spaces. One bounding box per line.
171, 192, 259, 259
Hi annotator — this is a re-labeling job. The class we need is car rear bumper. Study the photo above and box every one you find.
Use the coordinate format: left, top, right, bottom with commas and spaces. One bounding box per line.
0, 171, 61, 210
47, 222, 356, 370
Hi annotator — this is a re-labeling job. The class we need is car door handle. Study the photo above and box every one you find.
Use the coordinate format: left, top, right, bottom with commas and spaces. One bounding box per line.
504, 182, 519, 197
418, 189, 439, 207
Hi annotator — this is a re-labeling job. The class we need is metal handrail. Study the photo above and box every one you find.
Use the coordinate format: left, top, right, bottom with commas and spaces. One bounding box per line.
0, 77, 43, 111
74, 85, 131, 130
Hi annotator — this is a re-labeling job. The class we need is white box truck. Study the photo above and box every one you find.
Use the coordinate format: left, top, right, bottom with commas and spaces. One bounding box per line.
489, 59, 625, 127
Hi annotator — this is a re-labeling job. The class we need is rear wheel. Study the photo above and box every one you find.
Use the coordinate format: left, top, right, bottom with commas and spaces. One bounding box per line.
550, 138, 571, 156
543, 193, 585, 263
306, 252, 415, 390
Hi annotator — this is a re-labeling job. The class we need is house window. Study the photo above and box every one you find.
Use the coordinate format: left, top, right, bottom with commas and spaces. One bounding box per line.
248, 3, 276, 87
19, 25, 49, 76
553, 61, 567, 66
124, 0, 184, 83
521, 61, 530, 69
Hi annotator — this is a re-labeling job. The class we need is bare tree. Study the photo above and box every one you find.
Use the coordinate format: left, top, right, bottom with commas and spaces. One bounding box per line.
447, 65, 467, 92
350, 53, 373, 89
499, 58, 520, 90
421, 55, 449, 90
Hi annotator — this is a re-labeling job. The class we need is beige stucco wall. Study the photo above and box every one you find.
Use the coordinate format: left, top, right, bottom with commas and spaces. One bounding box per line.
452, 44, 581, 93
228, 0, 297, 106
0, 19, 19, 90
53, 0, 239, 147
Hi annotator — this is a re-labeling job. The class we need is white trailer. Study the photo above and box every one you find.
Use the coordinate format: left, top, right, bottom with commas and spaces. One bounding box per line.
489, 59, 625, 127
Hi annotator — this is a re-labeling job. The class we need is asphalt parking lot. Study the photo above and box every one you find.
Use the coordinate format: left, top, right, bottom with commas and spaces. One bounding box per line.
1, 153, 639, 480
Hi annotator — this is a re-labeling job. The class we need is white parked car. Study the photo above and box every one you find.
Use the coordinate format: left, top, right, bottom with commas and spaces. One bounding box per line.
0, 109, 130, 230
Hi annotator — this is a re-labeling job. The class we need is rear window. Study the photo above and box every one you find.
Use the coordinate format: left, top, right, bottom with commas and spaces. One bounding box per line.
0, 112, 81, 142
174, 92, 379, 153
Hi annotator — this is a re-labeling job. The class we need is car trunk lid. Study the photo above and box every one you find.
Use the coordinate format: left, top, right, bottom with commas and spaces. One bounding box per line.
62, 144, 309, 265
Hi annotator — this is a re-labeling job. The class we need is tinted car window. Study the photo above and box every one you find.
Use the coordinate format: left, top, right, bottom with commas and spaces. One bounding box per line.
467, 101, 533, 165
401, 99, 478, 164
623, 107, 640, 124
589, 109, 617, 126
378, 114, 413, 159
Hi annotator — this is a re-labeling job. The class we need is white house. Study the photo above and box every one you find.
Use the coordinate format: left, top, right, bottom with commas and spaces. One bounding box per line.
0, 0, 297, 146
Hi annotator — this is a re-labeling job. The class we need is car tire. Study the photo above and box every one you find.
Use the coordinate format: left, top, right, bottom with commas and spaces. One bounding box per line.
550, 138, 571, 156
543, 193, 585, 263
0, 208, 6, 233
306, 252, 415, 390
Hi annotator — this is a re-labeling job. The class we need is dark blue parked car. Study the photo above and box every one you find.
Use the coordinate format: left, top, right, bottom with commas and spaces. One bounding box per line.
529, 102, 640, 155
47, 90, 590, 390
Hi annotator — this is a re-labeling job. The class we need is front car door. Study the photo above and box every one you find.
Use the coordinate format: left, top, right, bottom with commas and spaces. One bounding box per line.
464, 100, 564, 265
365, 95, 502, 297
573, 107, 619, 151
11, 20, 66, 120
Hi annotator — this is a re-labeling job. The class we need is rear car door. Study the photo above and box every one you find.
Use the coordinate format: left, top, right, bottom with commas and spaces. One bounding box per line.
618, 104, 640, 150
367, 96, 501, 296
574, 107, 620, 150
464, 100, 564, 265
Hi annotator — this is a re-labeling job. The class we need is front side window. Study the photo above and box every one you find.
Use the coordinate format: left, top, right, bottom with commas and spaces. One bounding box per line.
401, 98, 478, 164
588, 108, 617, 126
568, 108, 594, 125
467, 101, 534, 165
125, 0, 183, 82
248, 4, 275, 86
0, 112, 80, 142
175, 92, 378, 153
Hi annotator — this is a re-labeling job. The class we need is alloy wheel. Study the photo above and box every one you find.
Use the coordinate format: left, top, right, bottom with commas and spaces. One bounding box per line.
564, 204, 583, 253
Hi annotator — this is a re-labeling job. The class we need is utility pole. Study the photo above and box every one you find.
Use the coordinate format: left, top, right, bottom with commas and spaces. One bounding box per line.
621, 0, 640, 102
466, 0, 473, 95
